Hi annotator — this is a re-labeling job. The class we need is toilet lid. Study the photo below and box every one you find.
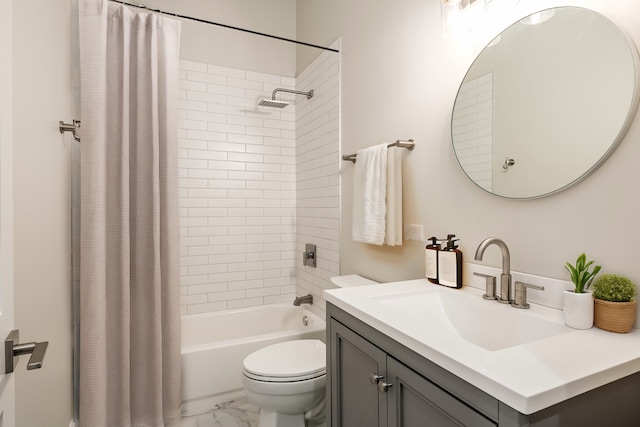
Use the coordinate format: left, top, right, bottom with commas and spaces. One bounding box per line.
243, 339, 326, 382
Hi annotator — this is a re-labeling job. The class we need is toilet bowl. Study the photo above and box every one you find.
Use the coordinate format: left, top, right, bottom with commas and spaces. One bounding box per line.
242, 275, 377, 427
242, 339, 326, 427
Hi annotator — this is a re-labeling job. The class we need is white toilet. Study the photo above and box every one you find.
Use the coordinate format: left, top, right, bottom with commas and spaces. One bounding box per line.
242, 275, 377, 427
242, 339, 326, 427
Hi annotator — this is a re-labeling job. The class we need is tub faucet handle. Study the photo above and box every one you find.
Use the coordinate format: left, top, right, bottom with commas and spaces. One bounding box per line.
303, 243, 316, 268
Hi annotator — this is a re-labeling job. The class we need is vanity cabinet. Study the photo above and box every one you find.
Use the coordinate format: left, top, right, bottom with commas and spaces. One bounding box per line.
330, 318, 386, 426
329, 316, 496, 427
327, 302, 640, 427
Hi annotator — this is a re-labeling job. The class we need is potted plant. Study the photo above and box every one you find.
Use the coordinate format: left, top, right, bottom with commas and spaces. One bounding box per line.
592, 274, 637, 333
563, 253, 601, 329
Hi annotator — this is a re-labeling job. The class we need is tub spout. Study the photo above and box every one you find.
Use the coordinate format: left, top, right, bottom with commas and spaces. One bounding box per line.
293, 294, 313, 306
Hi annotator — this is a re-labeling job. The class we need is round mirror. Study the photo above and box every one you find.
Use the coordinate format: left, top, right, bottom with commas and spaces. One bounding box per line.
452, 7, 640, 199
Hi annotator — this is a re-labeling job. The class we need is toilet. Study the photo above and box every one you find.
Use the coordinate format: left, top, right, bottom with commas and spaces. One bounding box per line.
242, 339, 326, 427
242, 275, 377, 427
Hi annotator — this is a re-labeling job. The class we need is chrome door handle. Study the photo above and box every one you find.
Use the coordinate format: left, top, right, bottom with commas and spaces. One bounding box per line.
5, 330, 48, 373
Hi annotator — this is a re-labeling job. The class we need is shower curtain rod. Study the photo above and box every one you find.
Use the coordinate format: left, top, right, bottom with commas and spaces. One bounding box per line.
110, 1, 340, 53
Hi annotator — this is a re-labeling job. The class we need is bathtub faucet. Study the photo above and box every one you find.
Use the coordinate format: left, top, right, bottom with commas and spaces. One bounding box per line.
293, 294, 313, 306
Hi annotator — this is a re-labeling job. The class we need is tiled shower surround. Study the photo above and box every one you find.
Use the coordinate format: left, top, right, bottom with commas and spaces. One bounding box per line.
178, 45, 340, 317
294, 49, 341, 317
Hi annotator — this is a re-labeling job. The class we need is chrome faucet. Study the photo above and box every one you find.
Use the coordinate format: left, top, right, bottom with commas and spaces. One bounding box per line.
474, 237, 512, 304
293, 294, 313, 306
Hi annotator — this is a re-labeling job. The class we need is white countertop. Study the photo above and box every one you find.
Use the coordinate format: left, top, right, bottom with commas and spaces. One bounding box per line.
324, 279, 640, 415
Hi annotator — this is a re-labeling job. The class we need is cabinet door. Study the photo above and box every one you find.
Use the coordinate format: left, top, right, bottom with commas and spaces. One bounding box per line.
386, 357, 497, 427
330, 319, 387, 427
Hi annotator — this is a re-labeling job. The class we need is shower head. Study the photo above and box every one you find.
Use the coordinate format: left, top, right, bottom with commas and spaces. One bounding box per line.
258, 88, 314, 109
258, 99, 290, 109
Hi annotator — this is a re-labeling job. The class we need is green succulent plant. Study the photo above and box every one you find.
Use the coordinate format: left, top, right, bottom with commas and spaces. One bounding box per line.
592, 274, 637, 302
564, 253, 601, 294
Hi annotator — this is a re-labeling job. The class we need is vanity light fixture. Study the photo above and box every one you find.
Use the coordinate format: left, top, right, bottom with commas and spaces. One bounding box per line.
520, 9, 555, 25
441, 0, 476, 37
484, 0, 519, 13
442, 0, 475, 9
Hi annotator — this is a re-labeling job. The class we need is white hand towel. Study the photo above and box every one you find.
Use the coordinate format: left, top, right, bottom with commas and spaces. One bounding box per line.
352, 143, 388, 245
384, 146, 403, 246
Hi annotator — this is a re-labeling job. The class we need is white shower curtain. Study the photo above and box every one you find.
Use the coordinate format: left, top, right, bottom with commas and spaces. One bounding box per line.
79, 1, 182, 426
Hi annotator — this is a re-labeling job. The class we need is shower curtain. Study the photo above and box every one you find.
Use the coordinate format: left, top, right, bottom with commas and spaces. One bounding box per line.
79, 1, 182, 426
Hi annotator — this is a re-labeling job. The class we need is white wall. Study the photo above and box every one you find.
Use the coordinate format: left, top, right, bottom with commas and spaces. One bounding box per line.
12, 0, 74, 426
0, 0, 16, 425
299, 0, 640, 315
296, 2, 344, 75
11, 0, 640, 424
144, 0, 297, 76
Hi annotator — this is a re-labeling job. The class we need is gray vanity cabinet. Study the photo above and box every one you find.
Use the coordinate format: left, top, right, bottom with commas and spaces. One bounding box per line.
330, 318, 387, 426
327, 302, 640, 427
329, 311, 497, 427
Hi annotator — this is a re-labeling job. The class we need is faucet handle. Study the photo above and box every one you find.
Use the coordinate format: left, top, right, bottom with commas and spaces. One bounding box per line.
473, 272, 497, 300
511, 281, 544, 309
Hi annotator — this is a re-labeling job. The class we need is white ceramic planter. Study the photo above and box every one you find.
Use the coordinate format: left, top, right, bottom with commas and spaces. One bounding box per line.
563, 290, 594, 329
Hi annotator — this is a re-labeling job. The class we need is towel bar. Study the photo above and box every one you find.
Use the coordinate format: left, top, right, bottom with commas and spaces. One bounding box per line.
342, 139, 415, 163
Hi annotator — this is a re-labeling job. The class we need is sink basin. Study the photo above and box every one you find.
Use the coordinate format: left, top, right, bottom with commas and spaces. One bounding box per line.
373, 287, 574, 351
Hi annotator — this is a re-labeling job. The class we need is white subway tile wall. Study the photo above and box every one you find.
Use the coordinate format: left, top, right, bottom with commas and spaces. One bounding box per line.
451, 72, 493, 192
178, 60, 298, 315
295, 47, 341, 319
178, 45, 341, 316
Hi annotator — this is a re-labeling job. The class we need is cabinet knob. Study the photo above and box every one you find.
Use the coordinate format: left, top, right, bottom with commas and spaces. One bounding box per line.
378, 380, 393, 393
369, 373, 384, 385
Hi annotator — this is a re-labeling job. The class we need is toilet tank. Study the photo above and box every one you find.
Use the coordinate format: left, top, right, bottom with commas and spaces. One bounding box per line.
330, 274, 378, 288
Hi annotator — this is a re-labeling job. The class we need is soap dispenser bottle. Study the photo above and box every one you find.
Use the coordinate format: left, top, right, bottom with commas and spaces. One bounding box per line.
439, 234, 463, 288
425, 236, 441, 284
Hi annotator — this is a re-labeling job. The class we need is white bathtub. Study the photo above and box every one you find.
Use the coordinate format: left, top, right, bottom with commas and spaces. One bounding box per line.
181, 303, 326, 416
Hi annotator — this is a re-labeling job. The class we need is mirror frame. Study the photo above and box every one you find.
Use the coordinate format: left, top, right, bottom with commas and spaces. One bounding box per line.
451, 7, 640, 200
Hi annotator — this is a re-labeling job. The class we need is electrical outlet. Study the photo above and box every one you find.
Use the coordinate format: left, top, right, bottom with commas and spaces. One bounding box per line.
404, 224, 424, 241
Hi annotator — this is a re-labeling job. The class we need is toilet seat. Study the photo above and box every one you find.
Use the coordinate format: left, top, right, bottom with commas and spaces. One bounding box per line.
244, 370, 326, 383
243, 339, 326, 383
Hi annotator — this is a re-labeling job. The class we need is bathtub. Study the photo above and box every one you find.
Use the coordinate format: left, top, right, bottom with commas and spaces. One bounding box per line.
181, 303, 326, 416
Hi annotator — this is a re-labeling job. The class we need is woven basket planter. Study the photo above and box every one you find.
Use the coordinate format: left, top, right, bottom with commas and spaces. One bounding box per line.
593, 299, 637, 333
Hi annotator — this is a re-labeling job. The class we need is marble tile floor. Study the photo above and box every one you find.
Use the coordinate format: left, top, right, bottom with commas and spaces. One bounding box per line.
181, 398, 260, 427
